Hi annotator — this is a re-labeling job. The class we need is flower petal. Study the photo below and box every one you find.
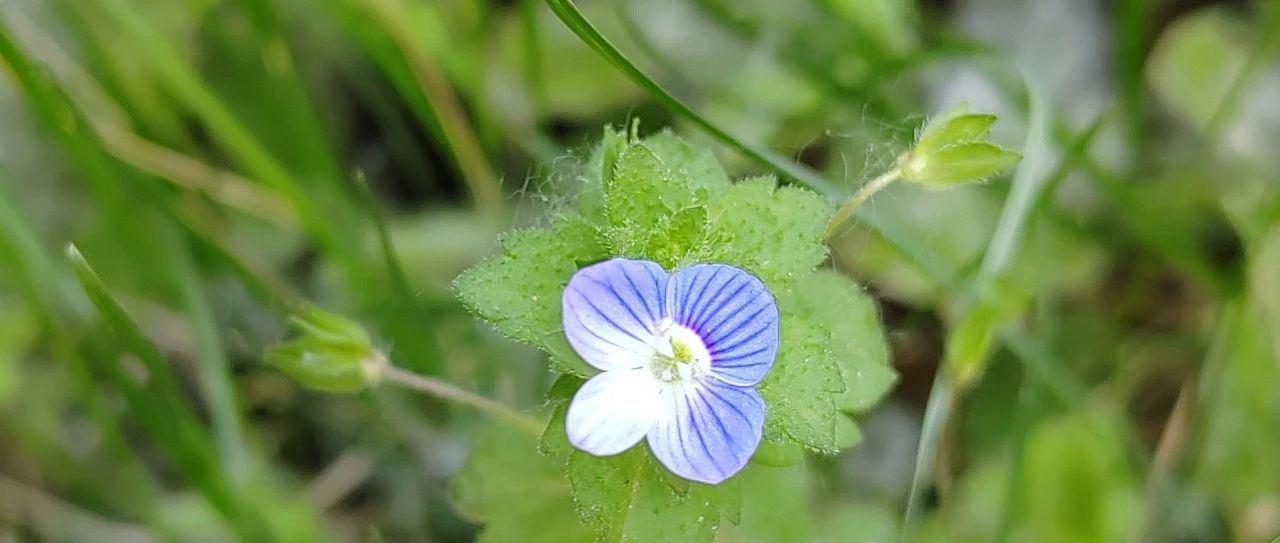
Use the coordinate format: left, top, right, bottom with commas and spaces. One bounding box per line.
669, 264, 779, 385
646, 377, 765, 484
566, 368, 663, 456
563, 258, 670, 371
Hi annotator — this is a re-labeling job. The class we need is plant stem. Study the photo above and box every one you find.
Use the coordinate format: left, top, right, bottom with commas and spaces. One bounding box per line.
901, 372, 953, 540
824, 165, 902, 240
380, 365, 543, 435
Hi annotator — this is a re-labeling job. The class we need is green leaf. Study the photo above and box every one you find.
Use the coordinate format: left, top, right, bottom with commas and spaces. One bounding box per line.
542, 407, 738, 543
453, 216, 608, 375
759, 271, 894, 453
1016, 406, 1141, 542
66, 244, 275, 540
751, 435, 807, 467
602, 142, 718, 268
801, 271, 897, 412
453, 414, 595, 543
702, 177, 833, 286
760, 285, 846, 454
902, 142, 1022, 187
579, 125, 631, 222
722, 463, 816, 542
639, 129, 732, 193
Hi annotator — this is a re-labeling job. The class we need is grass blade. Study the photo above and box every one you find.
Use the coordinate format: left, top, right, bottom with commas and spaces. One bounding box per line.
65, 244, 272, 540
542, 0, 957, 285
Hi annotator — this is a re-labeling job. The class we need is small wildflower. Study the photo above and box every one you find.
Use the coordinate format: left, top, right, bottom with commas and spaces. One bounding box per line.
562, 258, 778, 484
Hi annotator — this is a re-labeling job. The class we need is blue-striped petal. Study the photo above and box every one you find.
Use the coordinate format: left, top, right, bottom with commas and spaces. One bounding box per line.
646, 376, 765, 484
566, 367, 663, 456
668, 264, 778, 386
563, 258, 669, 371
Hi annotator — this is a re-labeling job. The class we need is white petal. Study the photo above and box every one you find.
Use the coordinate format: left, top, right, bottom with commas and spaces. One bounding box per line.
566, 368, 662, 456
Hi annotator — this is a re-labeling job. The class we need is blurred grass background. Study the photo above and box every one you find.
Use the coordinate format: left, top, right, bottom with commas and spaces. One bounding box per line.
1, 0, 1279, 541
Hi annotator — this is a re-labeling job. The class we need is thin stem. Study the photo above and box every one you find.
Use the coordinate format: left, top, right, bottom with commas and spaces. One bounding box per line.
367, 0, 503, 217
901, 372, 953, 540
824, 165, 902, 240
352, 173, 414, 300
380, 365, 542, 435
1135, 379, 1195, 543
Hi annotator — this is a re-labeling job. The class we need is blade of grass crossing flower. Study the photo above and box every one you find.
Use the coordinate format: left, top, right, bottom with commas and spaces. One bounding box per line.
541, 0, 957, 286
542, 0, 839, 197
66, 245, 274, 540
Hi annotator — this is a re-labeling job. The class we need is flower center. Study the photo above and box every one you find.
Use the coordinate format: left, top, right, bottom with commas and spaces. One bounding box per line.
650, 320, 711, 383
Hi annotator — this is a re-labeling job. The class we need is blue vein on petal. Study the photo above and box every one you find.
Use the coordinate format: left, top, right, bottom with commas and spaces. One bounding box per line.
619, 268, 657, 324
686, 393, 723, 480
707, 305, 771, 353
576, 291, 650, 346
715, 345, 771, 368
686, 273, 733, 332
701, 384, 753, 435
694, 388, 737, 454
568, 309, 633, 353
579, 275, 652, 336
692, 279, 751, 335
683, 268, 723, 326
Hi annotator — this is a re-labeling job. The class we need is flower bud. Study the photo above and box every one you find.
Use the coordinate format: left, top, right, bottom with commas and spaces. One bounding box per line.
901, 102, 1021, 187
265, 305, 386, 393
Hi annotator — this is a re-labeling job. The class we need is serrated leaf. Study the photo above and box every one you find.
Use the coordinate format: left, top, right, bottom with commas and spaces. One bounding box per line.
793, 271, 897, 412
759, 272, 895, 453
603, 144, 711, 263
580, 125, 630, 222
452, 416, 594, 543
541, 406, 738, 543
644, 205, 710, 269
453, 216, 608, 375
759, 285, 846, 454
639, 130, 732, 194
902, 141, 1021, 187
702, 177, 833, 286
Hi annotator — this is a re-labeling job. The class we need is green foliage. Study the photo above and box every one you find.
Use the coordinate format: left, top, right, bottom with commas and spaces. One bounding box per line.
902, 103, 1021, 187
452, 413, 595, 543
454, 217, 608, 375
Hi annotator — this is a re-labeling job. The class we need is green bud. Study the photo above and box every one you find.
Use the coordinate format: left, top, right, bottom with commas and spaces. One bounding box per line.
902, 103, 1021, 187
264, 305, 386, 393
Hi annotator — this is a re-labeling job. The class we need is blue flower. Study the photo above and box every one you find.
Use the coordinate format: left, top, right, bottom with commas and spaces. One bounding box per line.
561, 258, 779, 484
